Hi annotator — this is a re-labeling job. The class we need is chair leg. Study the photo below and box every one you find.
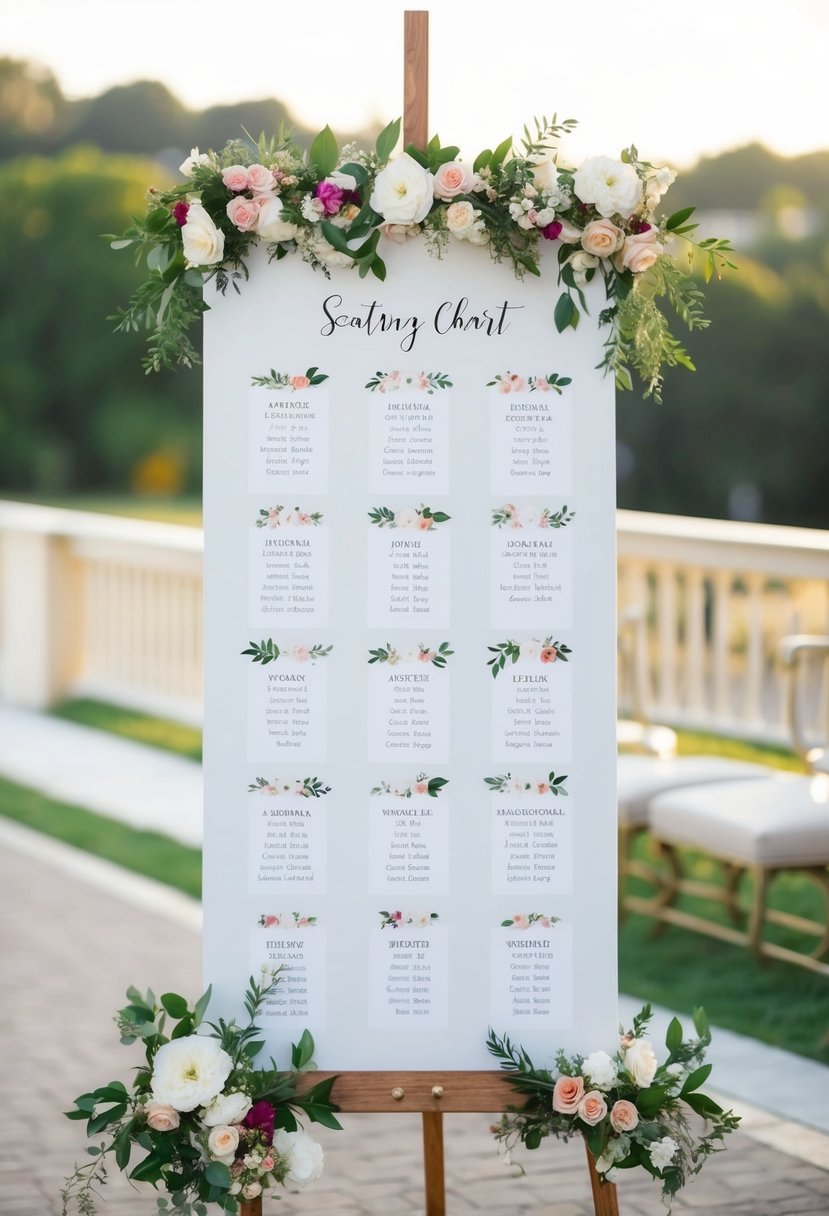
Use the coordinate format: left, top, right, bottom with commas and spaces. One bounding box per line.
723, 863, 745, 926
646, 840, 682, 939
747, 865, 769, 955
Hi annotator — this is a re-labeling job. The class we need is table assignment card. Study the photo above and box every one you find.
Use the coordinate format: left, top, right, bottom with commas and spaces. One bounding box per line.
203, 238, 617, 1070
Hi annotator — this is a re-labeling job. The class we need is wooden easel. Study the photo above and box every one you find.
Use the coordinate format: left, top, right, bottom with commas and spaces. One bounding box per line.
239, 12, 620, 1215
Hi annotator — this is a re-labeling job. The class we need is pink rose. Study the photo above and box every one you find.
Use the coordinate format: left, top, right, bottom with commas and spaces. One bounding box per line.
226, 196, 259, 232
508, 374, 526, 392
512, 913, 529, 929
417, 516, 432, 530
552, 1075, 584, 1115
578, 1091, 608, 1126
296, 916, 310, 927
497, 379, 512, 394
247, 163, 276, 196
617, 229, 661, 274
610, 1100, 639, 1133
414, 781, 429, 795
538, 916, 551, 928
290, 644, 310, 662
222, 165, 249, 192
261, 1155, 275, 1171
418, 374, 430, 389
536, 782, 550, 794
533, 377, 551, 390
145, 1101, 180, 1132
581, 218, 625, 258
262, 914, 280, 927
418, 649, 436, 663
434, 161, 473, 201
289, 374, 311, 390
540, 646, 558, 663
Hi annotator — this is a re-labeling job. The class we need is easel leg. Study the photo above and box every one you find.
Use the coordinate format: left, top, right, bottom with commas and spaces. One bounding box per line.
585, 1139, 620, 1216
422, 1110, 446, 1216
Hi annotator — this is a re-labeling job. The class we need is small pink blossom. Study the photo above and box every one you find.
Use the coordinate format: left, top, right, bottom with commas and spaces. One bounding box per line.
537, 781, 550, 794
512, 913, 529, 929
497, 379, 512, 394
418, 373, 431, 389
538, 916, 551, 928
261, 1155, 275, 1171
315, 179, 345, 215
296, 916, 310, 927
247, 163, 276, 196
290, 644, 310, 662
552, 1075, 584, 1114
540, 646, 558, 663
508, 374, 526, 392
391, 910, 403, 922
222, 165, 250, 192
298, 512, 312, 524
541, 220, 563, 241
289, 374, 311, 390
262, 914, 280, 927
533, 377, 551, 391
433, 160, 473, 201
414, 781, 429, 795
418, 649, 436, 663
417, 515, 433, 530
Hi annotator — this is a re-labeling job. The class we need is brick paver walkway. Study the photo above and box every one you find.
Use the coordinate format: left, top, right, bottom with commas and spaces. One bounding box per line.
3, 842, 829, 1216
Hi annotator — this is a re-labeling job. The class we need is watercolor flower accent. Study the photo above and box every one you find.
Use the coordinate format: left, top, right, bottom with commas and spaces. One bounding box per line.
487, 372, 529, 394
368, 642, 453, 669
487, 638, 572, 678
491, 504, 575, 529
379, 911, 440, 930
248, 776, 330, 798
368, 504, 450, 530
251, 367, 329, 390
500, 912, 559, 929
242, 640, 333, 665
371, 774, 448, 798
365, 371, 452, 393
255, 506, 323, 528
487, 1006, 739, 1206
258, 913, 319, 928
485, 772, 569, 796
527, 372, 572, 393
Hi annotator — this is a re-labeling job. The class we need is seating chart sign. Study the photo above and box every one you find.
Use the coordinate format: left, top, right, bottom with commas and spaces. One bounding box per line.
203, 239, 617, 1070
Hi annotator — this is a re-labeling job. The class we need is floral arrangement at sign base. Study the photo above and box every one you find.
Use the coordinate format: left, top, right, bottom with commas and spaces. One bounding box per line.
110, 116, 733, 402
486, 1004, 739, 1208
62, 972, 340, 1215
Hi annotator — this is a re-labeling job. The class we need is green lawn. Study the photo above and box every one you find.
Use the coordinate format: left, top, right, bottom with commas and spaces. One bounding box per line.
0, 776, 200, 898
53, 698, 202, 762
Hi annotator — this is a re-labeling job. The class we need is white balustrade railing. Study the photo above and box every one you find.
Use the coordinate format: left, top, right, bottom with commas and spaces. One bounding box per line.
1, 501, 827, 742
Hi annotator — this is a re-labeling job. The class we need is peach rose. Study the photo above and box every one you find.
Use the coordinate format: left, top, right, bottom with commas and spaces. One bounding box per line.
434, 161, 473, 200
226, 196, 259, 232
618, 229, 661, 274
581, 218, 625, 258
578, 1091, 608, 1126
552, 1075, 584, 1114
610, 1100, 639, 1132
414, 781, 429, 794
381, 222, 420, 243
222, 165, 249, 192
508, 374, 526, 392
207, 1124, 240, 1161
497, 379, 512, 393
247, 163, 276, 196
144, 1101, 180, 1132
417, 515, 433, 530
511, 913, 529, 929
289, 374, 311, 390
540, 646, 558, 663
536, 782, 550, 794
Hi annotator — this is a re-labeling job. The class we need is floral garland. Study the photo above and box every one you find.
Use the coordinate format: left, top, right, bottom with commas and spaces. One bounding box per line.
110, 117, 733, 401
487, 1004, 739, 1207
62, 973, 339, 1215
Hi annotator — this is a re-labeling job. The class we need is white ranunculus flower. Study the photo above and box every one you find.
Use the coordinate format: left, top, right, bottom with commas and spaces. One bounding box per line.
645, 166, 677, 208
445, 200, 476, 236
181, 203, 225, 267
572, 156, 643, 219
179, 147, 210, 177
150, 1035, 233, 1112
566, 250, 599, 285
257, 197, 299, 243
532, 157, 559, 194
370, 153, 435, 225
201, 1090, 252, 1127
583, 1050, 618, 1090
394, 508, 420, 530
648, 1136, 679, 1171
273, 1129, 324, 1189
624, 1037, 658, 1087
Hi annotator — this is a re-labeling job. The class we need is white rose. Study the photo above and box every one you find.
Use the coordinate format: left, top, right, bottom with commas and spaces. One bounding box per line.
257, 196, 298, 243
306, 233, 354, 269
566, 250, 599, 285
179, 147, 210, 177
532, 158, 559, 194
445, 200, 476, 236
207, 1125, 240, 1164
201, 1090, 252, 1127
242, 1182, 262, 1199
624, 1037, 658, 1087
582, 1050, 618, 1091
150, 1035, 233, 1112
573, 156, 643, 219
648, 1136, 679, 1171
180, 203, 225, 268
370, 153, 435, 224
273, 1129, 324, 1189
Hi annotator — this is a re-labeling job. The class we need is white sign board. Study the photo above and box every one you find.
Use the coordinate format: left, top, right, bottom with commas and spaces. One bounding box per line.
203, 240, 617, 1070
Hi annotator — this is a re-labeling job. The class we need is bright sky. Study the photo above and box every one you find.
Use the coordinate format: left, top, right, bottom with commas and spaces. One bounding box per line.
6, 0, 829, 166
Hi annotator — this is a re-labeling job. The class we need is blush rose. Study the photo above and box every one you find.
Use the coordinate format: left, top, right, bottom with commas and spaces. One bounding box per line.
552, 1075, 584, 1114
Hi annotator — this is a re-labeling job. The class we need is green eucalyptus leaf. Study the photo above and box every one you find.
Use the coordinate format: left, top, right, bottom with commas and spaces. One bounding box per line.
376, 117, 402, 163
309, 125, 339, 178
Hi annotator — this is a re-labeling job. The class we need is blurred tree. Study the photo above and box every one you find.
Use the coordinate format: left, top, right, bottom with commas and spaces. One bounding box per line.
0, 58, 71, 157
69, 81, 190, 154
0, 148, 200, 495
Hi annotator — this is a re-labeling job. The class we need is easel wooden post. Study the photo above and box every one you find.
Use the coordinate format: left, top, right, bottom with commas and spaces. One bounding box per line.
238, 12, 620, 1215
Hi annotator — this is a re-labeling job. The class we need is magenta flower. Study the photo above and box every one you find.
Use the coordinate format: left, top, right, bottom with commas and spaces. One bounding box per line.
173, 201, 190, 227
315, 180, 345, 216
541, 220, 563, 241
244, 1100, 276, 1145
